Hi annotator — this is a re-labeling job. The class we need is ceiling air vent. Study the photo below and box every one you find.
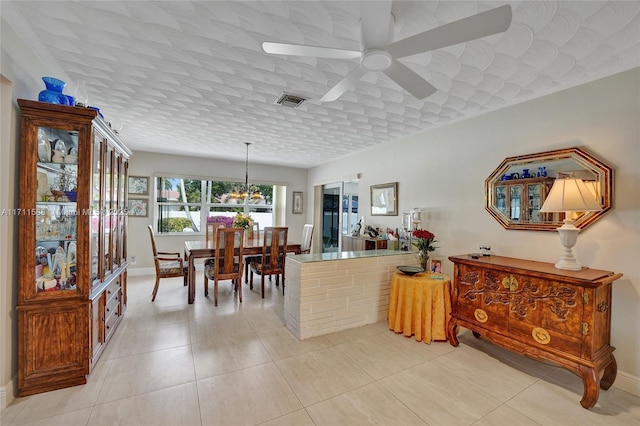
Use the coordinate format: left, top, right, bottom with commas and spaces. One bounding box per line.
275, 93, 306, 108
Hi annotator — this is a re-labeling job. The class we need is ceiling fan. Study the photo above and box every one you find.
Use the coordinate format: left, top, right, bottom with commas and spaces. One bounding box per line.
262, 2, 512, 102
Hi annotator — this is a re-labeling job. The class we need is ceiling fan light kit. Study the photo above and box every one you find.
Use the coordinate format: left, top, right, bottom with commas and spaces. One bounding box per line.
361, 50, 392, 72
261, 4, 512, 102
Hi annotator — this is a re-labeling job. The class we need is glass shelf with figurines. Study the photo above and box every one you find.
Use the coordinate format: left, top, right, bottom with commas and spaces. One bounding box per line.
37, 126, 78, 165
34, 203, 77, 292
35, 240, 77, 292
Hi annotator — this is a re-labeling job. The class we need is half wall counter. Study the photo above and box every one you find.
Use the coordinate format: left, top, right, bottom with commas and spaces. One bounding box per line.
285, 250, 419, 340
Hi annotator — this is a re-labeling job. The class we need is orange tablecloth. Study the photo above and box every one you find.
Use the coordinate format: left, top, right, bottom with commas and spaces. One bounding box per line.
388, 272, 452, 343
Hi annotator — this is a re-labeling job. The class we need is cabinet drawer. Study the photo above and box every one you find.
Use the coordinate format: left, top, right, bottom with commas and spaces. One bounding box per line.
454, 265, 510, 333
105, 279, 120, 303
105, 289, 121, 318
105, 309, 120, 341
507, 277, 583, 356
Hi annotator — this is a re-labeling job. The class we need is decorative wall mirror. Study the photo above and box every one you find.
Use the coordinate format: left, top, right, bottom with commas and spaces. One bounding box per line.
485, 147, 613, 231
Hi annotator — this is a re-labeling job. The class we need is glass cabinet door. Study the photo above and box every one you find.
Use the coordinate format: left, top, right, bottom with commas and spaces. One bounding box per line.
495, 185, 507, 216
112, 153, 121, 270
116, 156, 126, 266
35, 126, 79, 292
528, 183, 542, 223
509, 185, 523, 221
103, 147, 113, 277
90, 135, 103, 286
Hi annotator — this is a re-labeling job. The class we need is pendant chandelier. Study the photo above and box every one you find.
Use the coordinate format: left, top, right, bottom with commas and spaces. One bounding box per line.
230, 142, 261, 200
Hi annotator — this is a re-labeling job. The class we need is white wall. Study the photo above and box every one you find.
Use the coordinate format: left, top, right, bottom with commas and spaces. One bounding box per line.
308, 68, 640, 390
127, 151, 308, 272
1, 11, 72, 407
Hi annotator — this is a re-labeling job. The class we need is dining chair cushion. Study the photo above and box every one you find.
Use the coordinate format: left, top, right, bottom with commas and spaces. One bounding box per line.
204, 257, 240, 280
158, 261, 184, 275
251, 256, 283, 273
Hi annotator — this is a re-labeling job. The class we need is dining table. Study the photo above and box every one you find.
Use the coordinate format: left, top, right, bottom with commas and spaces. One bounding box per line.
184, 234, 301, 304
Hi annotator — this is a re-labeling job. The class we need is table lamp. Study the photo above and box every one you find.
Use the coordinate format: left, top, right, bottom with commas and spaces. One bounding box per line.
540, 177, 602, 271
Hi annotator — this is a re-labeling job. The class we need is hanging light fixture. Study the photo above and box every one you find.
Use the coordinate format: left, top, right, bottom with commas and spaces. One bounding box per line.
230, 142, 261, 200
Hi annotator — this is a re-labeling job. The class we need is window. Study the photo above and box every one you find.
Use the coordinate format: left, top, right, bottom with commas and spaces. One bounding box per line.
155, 176, 277, 234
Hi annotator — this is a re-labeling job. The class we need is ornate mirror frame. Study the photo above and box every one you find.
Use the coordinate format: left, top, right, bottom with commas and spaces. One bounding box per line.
485, 147, 613, 231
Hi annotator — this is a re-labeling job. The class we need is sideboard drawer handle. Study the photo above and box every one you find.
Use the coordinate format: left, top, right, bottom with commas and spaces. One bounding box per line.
597, 302, 608, 312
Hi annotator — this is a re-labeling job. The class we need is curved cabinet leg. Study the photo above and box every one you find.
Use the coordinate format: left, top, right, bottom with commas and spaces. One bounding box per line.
600, 355, 617, 390
578, 365, 599, 409
446, 320, 459, 347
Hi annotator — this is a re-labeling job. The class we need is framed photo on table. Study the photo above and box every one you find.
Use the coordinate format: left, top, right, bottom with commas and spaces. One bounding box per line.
429, 258, 443, 274
370, 182, 398, 216
127, 198, 148, 218
128, 176, 149, 196
292, 191, 303, 214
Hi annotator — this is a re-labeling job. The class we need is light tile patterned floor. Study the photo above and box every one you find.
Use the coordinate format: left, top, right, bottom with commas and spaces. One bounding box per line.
3, 274, 639, 425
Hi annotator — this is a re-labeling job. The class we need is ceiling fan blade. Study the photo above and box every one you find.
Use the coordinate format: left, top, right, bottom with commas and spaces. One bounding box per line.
360, 0, 393, 49
387, 5, 512, 58
383, 59, 437, 100
320, 67, 367, 102
262, 42, 361, 59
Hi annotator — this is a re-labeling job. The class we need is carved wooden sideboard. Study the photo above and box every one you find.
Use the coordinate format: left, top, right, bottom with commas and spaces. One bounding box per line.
447, 254, 622, 409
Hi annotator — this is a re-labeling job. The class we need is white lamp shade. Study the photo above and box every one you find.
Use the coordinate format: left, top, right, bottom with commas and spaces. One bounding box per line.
540, 178, 602, 213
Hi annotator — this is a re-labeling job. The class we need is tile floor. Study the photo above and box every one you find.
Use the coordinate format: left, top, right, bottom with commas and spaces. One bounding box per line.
3, 274, 639, 425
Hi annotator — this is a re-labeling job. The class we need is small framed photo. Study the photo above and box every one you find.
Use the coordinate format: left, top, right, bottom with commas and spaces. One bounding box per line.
370, 182, 398, 216
429, 258, 443, 274
127, 198, 149, 218
128, 176, 149, 196
292, 191, 303, 214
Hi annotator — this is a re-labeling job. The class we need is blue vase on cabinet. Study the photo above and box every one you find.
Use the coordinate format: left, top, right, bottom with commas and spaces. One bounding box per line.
38, 77, 70, 106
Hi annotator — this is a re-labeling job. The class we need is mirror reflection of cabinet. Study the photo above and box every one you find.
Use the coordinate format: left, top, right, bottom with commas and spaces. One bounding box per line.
17, 99, 131, 396
495, 177, 555, 223
485, 147, 613, 231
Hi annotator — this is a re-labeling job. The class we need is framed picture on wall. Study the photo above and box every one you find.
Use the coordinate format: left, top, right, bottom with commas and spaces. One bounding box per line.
370, 182, 398, 216
127, 198, 149, 218
292, 191, 303, 214
128, 176, 149, 196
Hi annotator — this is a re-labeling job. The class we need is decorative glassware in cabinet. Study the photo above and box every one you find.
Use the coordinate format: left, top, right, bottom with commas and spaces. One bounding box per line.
35, 126, 79, 292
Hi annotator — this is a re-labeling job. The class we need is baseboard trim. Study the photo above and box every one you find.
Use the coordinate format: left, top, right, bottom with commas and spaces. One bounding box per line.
1, 376, 15, 409
127, 267, 155, 277
613, 370, 640, 397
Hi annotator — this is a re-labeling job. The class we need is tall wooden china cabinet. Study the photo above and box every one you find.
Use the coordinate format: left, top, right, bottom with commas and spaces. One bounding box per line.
494, 176, 555, 224
17, 99, 131, 395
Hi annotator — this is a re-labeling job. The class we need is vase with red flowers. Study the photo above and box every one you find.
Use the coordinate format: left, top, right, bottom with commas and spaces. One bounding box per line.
412, 229, 437, 271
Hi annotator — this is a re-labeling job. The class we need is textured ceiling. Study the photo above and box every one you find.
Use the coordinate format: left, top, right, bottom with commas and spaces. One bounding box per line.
4, 1, 640, 168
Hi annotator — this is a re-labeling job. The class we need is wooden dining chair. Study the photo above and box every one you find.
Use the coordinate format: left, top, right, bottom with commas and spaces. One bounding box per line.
244, 222, 261, 283
147, 225, 187, 302
206, 222, 225, 245
249, 227, 288, 298
249, 222, 259, 238
204, 221, 226, 285
204, 227, 244, 306
300, 224, 314, 254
